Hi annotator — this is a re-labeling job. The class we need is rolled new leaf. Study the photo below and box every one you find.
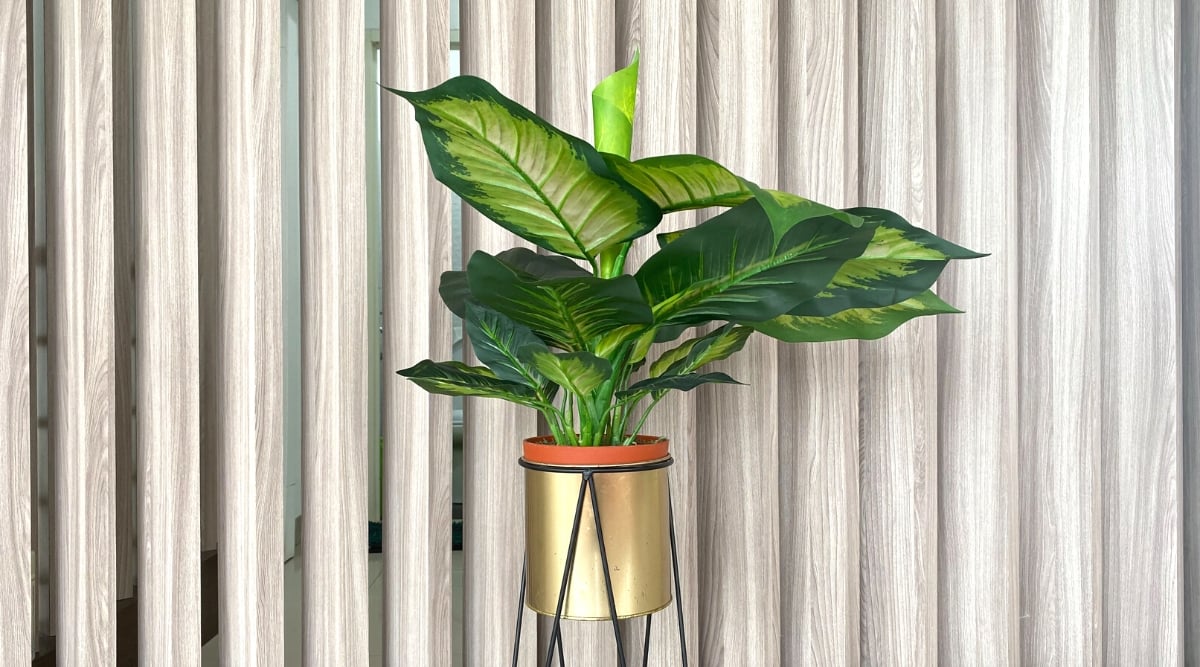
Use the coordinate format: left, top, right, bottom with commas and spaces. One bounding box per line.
384, 77, 662, 263
750, 290, 961, 343
591, 52, 639, 159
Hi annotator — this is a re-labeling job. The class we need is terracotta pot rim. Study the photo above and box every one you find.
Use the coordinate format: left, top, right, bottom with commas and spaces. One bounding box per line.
522, 435, 669, 467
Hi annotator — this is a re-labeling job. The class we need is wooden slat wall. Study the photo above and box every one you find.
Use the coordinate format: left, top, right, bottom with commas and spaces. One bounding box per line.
776, 1, 859, 664
1184, 0, 1200, 660
0, 0, 30, 661
613, 1, 699, 663
857, 1, 938, 663
198, 0, 285, 663
935, 1, 1019, 662
458, 0, 539, 663
695, 3, 781, 664
1096, 1, 1180, 662
298, 0, 369, 662
1016, 0, 1103, 662
45, 0, 115, 661
379, 0, 453, 664
133, 0, 201, 661
533, 1, 616, 661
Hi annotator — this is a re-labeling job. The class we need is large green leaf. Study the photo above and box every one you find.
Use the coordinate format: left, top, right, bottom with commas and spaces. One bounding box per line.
591, 53, 639, 158
649, 324, 753, 377
439, 270, 470, 317
491, 247, 591, 279
652, 187, 864, 247
603, 154, 753, 212
464, 303, 549, 388
385, 76, 662, 261
467, 250, 654, 351
618, 372, 742, 397
635, 198, 876, 325
787, 208, 986, 316
398, 359, 537, 402
750, 290, 961, 342
532, 351, 612, 396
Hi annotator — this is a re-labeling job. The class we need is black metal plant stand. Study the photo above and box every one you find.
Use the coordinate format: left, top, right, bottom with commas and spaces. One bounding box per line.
510, 456, 689, 667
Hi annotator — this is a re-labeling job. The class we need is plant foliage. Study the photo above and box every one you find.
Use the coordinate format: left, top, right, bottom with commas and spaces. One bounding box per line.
389, 57, 983, 446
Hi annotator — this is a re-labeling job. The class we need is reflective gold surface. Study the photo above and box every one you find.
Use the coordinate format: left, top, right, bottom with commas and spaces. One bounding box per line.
524, 462, 672, 620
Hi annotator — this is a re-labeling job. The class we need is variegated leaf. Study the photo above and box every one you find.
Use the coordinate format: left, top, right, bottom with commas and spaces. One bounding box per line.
652, 186, 864, 247
635, 198, 876, 325
750, 290, 961, 342
464, 303, 549, 388
591, 52, 639, 158
618, 371, 742, 397
467, 250, 653, 351
384, 77, 662, 261
604, 154, 753, 212
398, 359, 537, 402
789, 207, 986, 316
649, 323, 753, 377
532, 351, 612, 396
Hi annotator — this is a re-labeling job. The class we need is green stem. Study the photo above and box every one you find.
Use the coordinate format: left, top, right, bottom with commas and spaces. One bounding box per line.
597, 241, 632, 278
622, 392, 666, 445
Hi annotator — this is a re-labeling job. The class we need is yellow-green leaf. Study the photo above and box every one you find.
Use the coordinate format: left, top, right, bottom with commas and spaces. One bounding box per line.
592, 52, 639, 158
750, 290, 961, 343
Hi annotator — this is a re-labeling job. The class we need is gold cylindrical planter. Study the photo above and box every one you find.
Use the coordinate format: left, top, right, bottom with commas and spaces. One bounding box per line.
522, 438, 672, 620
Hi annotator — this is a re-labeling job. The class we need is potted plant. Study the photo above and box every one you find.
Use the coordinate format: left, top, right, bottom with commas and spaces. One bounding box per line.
384, 56, 981, 625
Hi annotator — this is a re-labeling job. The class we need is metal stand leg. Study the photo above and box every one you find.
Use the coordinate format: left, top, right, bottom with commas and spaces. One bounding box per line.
511, 559, 528, 667
668, 479, 689, 667
587, 473, 628, 667
543, 477, 589, 667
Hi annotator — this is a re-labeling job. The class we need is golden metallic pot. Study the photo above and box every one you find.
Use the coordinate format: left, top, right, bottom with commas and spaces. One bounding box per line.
522, 437, 673, 620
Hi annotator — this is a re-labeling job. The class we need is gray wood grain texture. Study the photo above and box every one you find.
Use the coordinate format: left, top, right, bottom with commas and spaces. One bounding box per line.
695, 3, 782, 664
134, 0, 201, 661
934, 1, 1020, 663
1095, 1, 1181, 663
613, 1, 699, 663
379, 0, 453, 664
533, 1, 616, 662
45, 0, 115, 661
857, 1, 938, 664
197, 0, 285, 663
1015, 0, 1103, 662
1183, 0, 1199, 660
298, 0, 370, 663
0, 0, 30, 660
776, 1, 860, 663
111, 0, 135, 601
459, 0, 539, 663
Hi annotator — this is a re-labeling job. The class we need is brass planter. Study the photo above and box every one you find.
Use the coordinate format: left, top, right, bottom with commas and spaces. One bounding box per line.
522, 438, 672, 620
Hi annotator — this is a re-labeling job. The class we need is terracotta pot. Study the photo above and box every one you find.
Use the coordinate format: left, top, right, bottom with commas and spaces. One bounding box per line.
521, 436, 673, 620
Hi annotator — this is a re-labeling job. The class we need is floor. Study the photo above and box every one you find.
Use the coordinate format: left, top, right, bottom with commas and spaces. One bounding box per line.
201, 551, 465, 665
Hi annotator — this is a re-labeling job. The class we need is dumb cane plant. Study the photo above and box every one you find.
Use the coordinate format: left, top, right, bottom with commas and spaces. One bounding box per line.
387, 56, 982, 447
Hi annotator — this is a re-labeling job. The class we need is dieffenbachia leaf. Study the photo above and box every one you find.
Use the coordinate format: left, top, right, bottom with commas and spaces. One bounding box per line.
617, 371, 742, 397
604, 154, 754, 212
652, 187, 864, 247
635, 198, 876, 325
398, 359, 537, 402
532, 351, 612, 396
649, 324, 753, 378
467, 250, 653, 351
439, 270, 471, 317
749, 290, 961, 342
464, 303, 549, 388
788, 208, 987, 316
492, 247, 591, 280
384, 76, 662, 261
592, 52, 639, 158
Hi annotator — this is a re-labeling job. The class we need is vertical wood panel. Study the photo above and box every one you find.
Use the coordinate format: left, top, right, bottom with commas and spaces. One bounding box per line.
776, 1, 860, 664
695, 2, 781, 663
198, 0, 284, 663
935, 1, 1019, 662
614, 1, 699, 663
1183, 0, 1199, 660
299, 0, 369, 662
534, 1, 616, 662
1095, 1, 1181, 662
0, 0, 30, 660
459, 0, 538, 662
111, 0, 135, 600
857, 1, 938, 663
1015, 0, 1102, 661
134, 0, 200, 660
379, 0, 453, 664
45, 0, 115, 660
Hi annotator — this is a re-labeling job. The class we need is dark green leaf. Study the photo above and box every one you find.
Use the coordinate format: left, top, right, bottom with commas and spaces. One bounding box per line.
618, 372, 742, 397
464, 303, 549, 387
398, 359, 537, 402
439, 270, 470, 318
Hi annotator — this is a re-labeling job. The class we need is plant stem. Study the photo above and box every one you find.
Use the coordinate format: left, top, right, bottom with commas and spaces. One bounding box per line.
622, 392, 666, 445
